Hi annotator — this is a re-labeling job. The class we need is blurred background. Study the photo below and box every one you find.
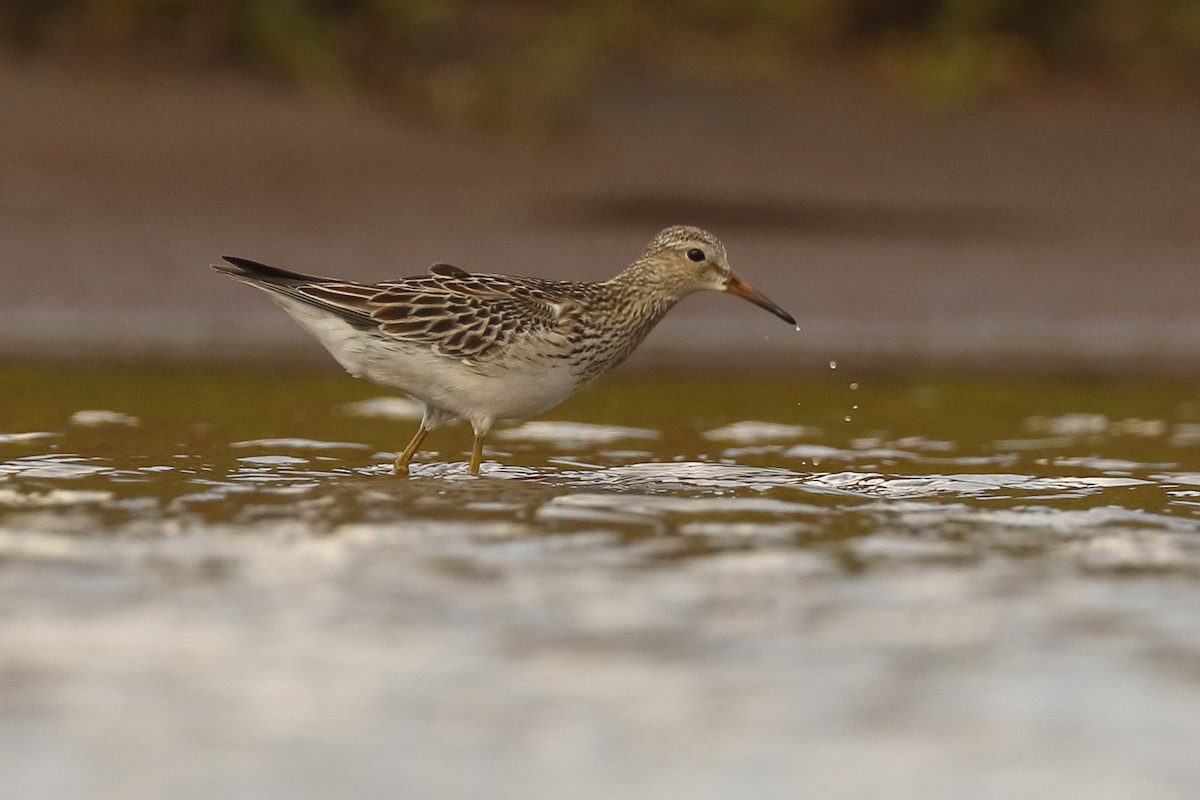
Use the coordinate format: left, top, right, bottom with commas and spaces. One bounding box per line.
8, 6, 1200, 800
3, 0, 1200, 372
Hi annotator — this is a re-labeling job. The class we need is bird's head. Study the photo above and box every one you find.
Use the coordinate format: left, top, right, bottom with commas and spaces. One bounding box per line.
639, 225, 796, 326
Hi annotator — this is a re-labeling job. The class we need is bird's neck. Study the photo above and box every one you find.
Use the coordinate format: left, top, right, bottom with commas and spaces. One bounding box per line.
566, 264, 684, 382
604, 262, 683, 328
608, 258, 692, 304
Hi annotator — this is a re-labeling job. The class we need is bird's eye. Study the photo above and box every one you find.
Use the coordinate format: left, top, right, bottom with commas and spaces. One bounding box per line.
686, 248, 705, 263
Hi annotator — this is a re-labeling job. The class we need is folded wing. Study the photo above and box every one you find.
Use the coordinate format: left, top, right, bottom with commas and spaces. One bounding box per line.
216, 256, 576, 360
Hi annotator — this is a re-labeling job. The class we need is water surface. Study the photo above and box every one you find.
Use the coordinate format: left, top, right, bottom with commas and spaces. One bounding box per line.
3, 365, 1200, 799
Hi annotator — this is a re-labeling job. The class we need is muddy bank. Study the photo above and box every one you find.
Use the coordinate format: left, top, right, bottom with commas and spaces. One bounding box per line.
2, 63, 1199, 372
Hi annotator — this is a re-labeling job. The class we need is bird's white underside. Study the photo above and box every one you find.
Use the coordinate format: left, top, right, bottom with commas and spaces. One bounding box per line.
270, 295, 582, 433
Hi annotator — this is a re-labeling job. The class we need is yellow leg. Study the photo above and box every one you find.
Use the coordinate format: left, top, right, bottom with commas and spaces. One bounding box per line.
393, 427, 430, 476
468, 432, 486, 476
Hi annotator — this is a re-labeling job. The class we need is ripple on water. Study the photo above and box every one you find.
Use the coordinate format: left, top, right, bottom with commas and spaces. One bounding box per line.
0, 388, 1196, 568
784, 442, 1017, 468
543, 492, 824, 516
8, 370, 1200, 800
0, 432, 58, 444
496, 421, 659, 445
702, 421, 821, 443
0, 488, 113, 507
565, 461, 804, 492
1024, 413, 1169, 439
237, 455, 310, 466
68, 409, 140, 427
231, 438, 373, 451
336, 396, 425, 420
806, 471, 1154, 499
1171, 423, 1200, 447
0, 455, 109, 479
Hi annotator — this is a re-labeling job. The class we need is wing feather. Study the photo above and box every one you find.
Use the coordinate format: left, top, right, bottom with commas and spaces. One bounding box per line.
217, 255, 581, 360
368, 274, 578, 359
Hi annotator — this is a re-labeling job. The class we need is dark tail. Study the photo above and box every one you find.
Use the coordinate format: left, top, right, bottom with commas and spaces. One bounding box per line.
212, 256, 335, 287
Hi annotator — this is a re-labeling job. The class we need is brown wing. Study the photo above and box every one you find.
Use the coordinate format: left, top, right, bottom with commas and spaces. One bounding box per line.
362, 274, 577, 359
220, 255, 579, 360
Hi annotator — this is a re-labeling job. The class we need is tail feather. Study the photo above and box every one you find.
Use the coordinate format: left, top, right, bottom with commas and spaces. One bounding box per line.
213, 256, 378, 330
213, 256, 336, 286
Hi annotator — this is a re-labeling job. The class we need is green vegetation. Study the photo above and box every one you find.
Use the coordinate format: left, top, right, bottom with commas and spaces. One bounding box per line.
4, 0, 1200, 119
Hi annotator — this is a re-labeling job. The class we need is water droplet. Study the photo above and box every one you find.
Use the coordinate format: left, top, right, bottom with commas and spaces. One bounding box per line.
852, 405, 859, 410
829, 360, 838, 370
849, 382, 859, 390
794, 324, 802, 333
844, 415, 852, 422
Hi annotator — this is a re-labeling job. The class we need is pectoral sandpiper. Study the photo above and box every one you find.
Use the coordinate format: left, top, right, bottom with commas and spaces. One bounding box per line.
214, 225, 795, 476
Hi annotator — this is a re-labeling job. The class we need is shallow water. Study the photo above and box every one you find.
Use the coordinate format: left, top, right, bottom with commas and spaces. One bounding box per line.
4, 365, 1200, 799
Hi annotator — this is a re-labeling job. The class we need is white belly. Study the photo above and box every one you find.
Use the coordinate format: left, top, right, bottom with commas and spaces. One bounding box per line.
365, 337, 581, 422
273, 296, 582, 425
